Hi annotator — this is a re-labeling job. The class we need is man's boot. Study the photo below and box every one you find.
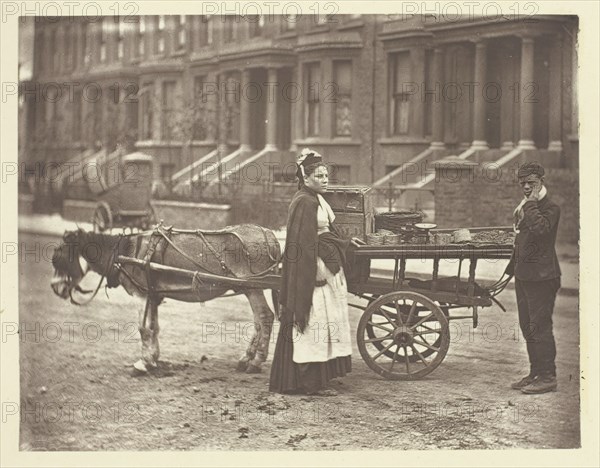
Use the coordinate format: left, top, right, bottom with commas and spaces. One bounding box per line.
511, 373, 537, 390
521, 373, 557, 394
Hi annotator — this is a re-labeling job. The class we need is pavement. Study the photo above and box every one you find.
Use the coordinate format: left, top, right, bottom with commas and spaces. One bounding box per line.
18, 213, 579, 296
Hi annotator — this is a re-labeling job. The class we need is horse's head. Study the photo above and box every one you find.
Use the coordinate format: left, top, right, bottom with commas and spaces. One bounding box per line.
50, 229, 90, 300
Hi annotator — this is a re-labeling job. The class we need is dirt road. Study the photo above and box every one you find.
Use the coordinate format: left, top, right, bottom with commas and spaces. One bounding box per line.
17, 233, 580, 450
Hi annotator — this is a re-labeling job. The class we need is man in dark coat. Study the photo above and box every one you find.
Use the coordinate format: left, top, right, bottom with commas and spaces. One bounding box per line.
506, 162, 561, 394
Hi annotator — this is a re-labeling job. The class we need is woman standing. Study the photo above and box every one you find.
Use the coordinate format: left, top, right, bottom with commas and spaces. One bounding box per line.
269, 149, 362, 395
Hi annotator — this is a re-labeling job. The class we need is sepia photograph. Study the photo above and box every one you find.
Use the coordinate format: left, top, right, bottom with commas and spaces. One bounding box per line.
2, 1, 598, 465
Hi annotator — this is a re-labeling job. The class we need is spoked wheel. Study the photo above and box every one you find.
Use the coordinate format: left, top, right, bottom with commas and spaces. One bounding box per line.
365, 300, 449, 362
92, 201, 113, 233
357, 291, 450, 380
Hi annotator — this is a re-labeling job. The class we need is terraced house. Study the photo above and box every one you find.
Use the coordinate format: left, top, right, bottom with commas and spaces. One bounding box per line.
20, 13, 578, 196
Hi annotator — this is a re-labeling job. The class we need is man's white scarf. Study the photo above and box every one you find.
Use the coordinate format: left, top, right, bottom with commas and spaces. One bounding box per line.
513, 185, 547, 233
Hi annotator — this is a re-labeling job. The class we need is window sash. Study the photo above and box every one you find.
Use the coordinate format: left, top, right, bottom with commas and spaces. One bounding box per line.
391, 52, 411, 135
162, 81, 177, 139
306, 101, 320, 136
393, 93, 410, 135
141, 83, 154, 140
72, 91, 82, 140
281, 14, 297, 31
193, 76, 207, 140
304, 63, 321, 137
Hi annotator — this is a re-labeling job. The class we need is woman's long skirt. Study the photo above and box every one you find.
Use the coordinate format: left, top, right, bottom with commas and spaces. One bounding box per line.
269, 258, 352, 394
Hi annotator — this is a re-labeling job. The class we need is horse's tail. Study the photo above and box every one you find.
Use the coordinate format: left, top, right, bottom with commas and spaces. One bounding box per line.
271, 289, 280, 319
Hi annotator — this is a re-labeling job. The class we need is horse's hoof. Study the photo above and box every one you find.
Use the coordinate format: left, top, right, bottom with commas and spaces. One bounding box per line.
236, 360, 249, 372
245, 364, 262, 374
133, 360, 148, 373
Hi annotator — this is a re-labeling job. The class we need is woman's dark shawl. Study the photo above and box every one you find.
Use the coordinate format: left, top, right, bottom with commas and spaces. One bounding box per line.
279, 188, 319, 333
279, 187, 353, 332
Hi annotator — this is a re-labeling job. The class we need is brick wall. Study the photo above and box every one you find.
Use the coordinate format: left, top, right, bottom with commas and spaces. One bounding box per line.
434, 164, 579, 243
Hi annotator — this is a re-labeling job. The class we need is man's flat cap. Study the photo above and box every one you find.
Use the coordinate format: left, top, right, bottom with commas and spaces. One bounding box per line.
518, 162, 545, 178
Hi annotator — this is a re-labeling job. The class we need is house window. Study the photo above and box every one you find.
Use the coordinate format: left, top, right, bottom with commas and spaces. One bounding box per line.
35, 98, 46, 138
304, 62, 320, 137
156, 15, 165, 54
224, 73, 240, 141
424, 49, 434, 136
223, 16, 238, 42
34, 31, 44, 72
176, 15, 186, 49
82, 22, 90, 66
207, 16, 213, 44
391, 52, 411, 135
248, 15, 265, 37
34, 31, 43, 72
161, 80, 177, 140
92, 98, 103, 144
281, 13, 297, 32
72, 89, 82, 141
65, 25, 73, 70
334, 60, 352, 136
49, 29, 58, 71
196, 15, 214, 47
137, 16, 145, 57
47, 87, 58, 139
140, 82, 154, 140
100, 19, 108, 62
193, 75, 207, 140
117, 19, 125, 60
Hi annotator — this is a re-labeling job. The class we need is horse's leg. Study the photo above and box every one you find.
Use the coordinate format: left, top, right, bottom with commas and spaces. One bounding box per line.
241, 290, 274, 374
148, 296, 160, 366
133, 295, 159, 372
236, 329, 260, 372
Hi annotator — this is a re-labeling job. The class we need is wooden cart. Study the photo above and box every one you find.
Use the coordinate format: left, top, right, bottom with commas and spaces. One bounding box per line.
114, 225, 513, 381
347, 241, 513, 380
91, 152, 158, 233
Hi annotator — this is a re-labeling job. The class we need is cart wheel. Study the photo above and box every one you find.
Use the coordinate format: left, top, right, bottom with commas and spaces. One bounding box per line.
365, 303, 449, 362
357, 291, 450, 380
92, 202, 113, 233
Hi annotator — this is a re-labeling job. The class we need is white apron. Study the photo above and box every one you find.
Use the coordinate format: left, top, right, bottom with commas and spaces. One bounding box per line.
292, 202, 353, 363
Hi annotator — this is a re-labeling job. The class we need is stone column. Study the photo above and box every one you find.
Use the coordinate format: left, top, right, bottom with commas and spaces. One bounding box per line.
518, 36, 536, 149
430, 47, 445, 149
471, 40, 489, 150
265, 67, 278, 151
548, 34, 563, 151
500, 40, 516, 150
239, 68, 252, 153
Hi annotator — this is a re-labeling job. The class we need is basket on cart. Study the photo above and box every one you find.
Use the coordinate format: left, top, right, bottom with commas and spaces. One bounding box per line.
374, 210, 424, 242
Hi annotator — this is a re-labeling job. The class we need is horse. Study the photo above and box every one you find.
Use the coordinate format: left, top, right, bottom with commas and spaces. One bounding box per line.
50, 224, 282, 374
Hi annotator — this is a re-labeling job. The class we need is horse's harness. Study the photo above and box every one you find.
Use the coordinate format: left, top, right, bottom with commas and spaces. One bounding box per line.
69, 235, 124, 306
73, 223, 281, 306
